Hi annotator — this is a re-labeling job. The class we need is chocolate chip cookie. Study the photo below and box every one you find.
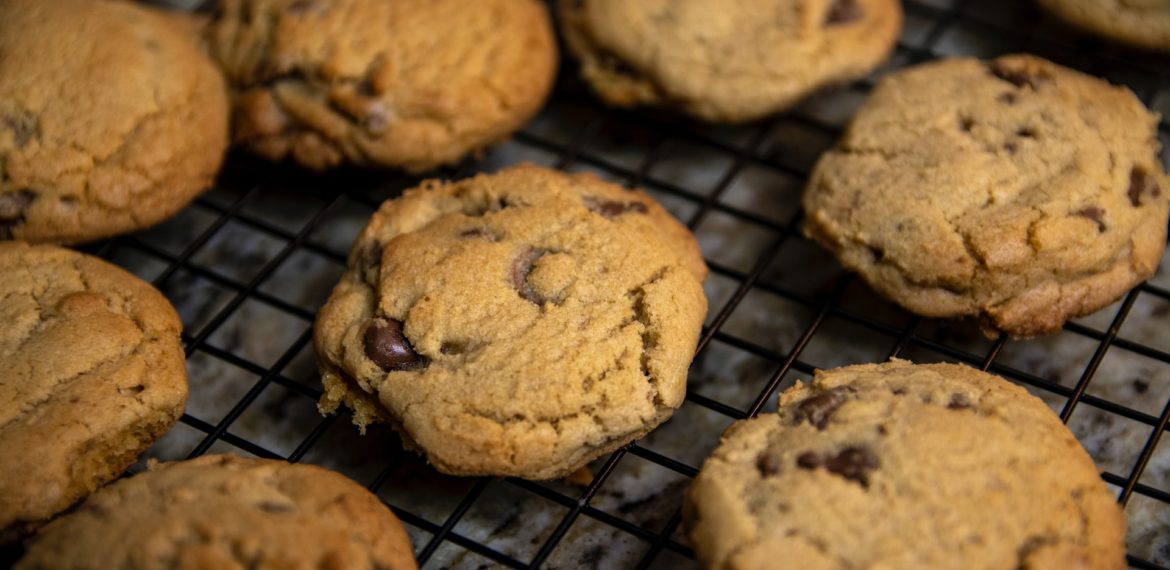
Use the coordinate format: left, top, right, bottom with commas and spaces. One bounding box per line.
0, 0, 229, 244
803, 54, 1170, 337
559, 0, 902, 122
16, 455, 418, 570
685, 360, 1126, 570
314, 164, 708, 479
0, 242, 187, 542
207, 0, 557, 172
1038, 0, 1170, 52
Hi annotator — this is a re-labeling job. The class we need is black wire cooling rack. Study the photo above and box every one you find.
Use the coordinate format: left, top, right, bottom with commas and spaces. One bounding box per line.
12, 0, 1168, 568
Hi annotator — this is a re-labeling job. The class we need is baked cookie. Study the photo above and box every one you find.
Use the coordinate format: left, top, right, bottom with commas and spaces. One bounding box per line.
803, 54, 1170, 337
0, 0, 229, 244
685, 360, 1126, 570
1038, 0, 1170, 52
559, 0, 902, 123
314, 164, 708, 479
0, 242, 187, 542
16, 455, 418, 570
207, 0, 557, 172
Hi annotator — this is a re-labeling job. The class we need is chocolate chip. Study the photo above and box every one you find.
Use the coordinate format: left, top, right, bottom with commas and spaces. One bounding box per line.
440, 341, 467, 356
1133, 379, 1150, 394
796, 446, 878, 487
1129, 167, 1161, 207
756, 453, 780, 476
363, 318, 425, 371
257, 501, 293, 513
2, 116, 35, 147
1074, 206, 1106, 233
459, 227, 499, 241
947, 393, 971, 410
585, 197, 648, 219
287, 0, 319, 13
959, 117, 975, 132
511, 248, 546, 305
988, 61, 1043, 89
0, 189, 35, 239
1016, 127, 1036, 139
794, 386, 852, 430
824, 0, 863, 25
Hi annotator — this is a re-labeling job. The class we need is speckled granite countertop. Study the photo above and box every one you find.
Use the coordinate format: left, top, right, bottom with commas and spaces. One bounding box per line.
85, 0, 1170, 567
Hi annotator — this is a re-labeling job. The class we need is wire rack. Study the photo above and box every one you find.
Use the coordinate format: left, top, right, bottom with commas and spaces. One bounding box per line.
9, 0, 1170, 567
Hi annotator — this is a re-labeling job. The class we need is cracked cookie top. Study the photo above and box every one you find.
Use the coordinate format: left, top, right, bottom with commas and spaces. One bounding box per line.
16, 455, 418, 570
685, 360, 1126, 570
207, 0, 556, 172
0, 0, 228, 244
314, 164, 708, 479
559, 0, 902, 123
1037, 0, 1170, 53
803, 54, 1170, 337
0, 242, 187, 541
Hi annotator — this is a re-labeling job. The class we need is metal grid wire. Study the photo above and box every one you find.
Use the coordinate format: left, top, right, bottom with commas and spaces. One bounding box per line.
15, 0, 1168, 567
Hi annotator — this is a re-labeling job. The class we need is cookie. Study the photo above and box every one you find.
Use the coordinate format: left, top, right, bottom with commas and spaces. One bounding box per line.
559, 0, 902, 123
685, 360, 1126, 570
16, 455, 418, 570
1038, 0, 1170, 53
0, 0, 229, 244
0, 242, 187, 541
207, 0, 557, 172
803, 54, 1170, 337
314, 164, 708, 479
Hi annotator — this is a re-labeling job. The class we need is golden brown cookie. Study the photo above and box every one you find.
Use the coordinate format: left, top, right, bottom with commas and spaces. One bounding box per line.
0, 242, 187, 542
16, 455, 418, 570
1038, 0, 1170, 53
207, 0, 557, 172
0, 0, 229, 244
803, 54, 1170, 337
314, 164, 708, 479
685, 360, 1126, 570
559, 0, 902, 122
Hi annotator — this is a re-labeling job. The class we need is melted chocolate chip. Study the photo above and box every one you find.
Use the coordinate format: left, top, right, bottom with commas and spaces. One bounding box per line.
0, 189, 35, 239
756, 453, 780, 476
585, 197, 649, 219
1128, 167, 1161, 207
363, 318, 425, 371
511, 248, 547, 305
1075, 206, 1106, 233
947, 393, 971, 410
794, 386, 852, 430
988, 61, 1043, 89
825, 0, 863, 25
796, 446, 878, 487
